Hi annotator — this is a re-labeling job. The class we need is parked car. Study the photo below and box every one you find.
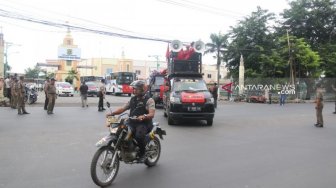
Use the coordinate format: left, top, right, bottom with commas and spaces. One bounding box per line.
86, 81, 99, 97
247, 95, 266, 103
56, 82, 74, 97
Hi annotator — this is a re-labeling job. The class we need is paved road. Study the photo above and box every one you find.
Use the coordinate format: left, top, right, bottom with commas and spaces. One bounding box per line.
30, 91, 131, 107
0, 103, 336, 188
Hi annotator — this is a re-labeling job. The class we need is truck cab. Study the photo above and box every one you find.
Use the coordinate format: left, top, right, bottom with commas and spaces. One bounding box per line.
163, 46, 215, 125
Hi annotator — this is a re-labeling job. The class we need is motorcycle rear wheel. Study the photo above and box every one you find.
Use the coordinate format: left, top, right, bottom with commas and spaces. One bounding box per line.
90, 146, 119, 187
145, 137, 161, 167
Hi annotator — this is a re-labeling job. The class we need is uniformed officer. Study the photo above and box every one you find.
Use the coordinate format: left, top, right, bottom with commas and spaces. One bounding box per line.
17, 76, 29, 115
314, 83, 324, 128
106, 80, 155, 162
11, 77, 18, 109
46, 78, 57, 114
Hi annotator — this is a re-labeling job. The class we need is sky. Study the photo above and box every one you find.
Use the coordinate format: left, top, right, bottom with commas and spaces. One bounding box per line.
0, 0, 290, 73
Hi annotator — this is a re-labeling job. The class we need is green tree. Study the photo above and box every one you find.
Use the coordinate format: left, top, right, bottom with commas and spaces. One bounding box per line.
281, 0, 336, 77
204, 32, 229, 86
226, 7, 276, 78
24, 65, 41, 79
65, 69, 78, 84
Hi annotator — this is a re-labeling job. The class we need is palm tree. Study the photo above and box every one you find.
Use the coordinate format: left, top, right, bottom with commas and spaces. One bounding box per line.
65, 69, 79, 84
204, 33, 229, 86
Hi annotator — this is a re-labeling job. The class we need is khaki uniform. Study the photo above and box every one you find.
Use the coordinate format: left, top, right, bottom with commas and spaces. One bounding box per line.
46, 83, 57, 114
315, 90, 324, 126
10, 80, 17, 108
16, 80, 27, 114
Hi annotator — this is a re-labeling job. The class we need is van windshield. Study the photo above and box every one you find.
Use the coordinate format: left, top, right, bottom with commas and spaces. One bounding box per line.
173, 78, 208, 92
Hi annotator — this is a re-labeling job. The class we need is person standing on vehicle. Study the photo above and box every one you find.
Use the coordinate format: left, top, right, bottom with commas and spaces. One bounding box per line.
314, 84, 324, 128
211, 83, 218, 108
98, 79, 106, 112
43, 77, 50, 110
79, 81, 89, 108
106, 80, 155, 162
16, 76, 29, 115
46, 78, 57, 115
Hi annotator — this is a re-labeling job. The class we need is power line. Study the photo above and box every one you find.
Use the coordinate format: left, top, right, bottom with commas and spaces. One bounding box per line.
154, 0, 243, 18
0, 1, 158, 39
0, 8, 172, 43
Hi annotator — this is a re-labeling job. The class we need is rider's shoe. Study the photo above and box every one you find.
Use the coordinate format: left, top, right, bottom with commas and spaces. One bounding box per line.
137, 156, 146, 163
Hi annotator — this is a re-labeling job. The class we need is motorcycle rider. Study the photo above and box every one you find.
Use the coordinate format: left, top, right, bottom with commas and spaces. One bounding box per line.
106, 80, 155, 162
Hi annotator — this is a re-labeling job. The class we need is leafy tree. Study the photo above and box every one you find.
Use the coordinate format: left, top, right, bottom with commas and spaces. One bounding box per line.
205, 32, 229, 85
226, 7, 276, 78
65, 69, 78, 84
24, 65, 41, 79
281, 0, 336, 77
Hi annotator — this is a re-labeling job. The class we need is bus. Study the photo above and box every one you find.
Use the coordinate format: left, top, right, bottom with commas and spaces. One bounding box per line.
105, 72, 136, 96
80, 76, 104, 83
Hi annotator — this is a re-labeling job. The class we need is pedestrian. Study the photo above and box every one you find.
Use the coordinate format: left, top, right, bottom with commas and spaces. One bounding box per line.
279, 89, 287, 106
46, 78, 57, 114
11, 77, 18, 109
16, 76, 29, 115
4, 76, 11, 102
268, 91, 272, 104
98, 79, 106, 112
43, 77, 50, 110
79, 81, 89, 108
0, 77, 4, 95
0, 77, 5, 106
211, 83, 218, 108
314, 83, 324, 128
332, 83, 336, 114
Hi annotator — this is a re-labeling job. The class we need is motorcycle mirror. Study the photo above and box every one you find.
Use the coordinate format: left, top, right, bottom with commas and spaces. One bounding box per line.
106, 102, 110, 108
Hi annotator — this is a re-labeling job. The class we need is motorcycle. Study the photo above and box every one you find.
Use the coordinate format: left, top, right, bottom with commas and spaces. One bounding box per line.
90, 102, 167, 187
24, 86, 38, 104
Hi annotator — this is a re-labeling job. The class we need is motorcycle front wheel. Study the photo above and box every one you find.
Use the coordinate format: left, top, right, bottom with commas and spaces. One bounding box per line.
90, 146, 119, 187
145, 136, 161, 167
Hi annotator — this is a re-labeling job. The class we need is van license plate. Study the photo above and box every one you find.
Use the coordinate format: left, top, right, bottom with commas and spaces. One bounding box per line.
188, 107, 201, 112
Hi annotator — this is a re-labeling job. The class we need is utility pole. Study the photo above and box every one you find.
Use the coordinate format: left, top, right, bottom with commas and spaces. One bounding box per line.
4, 42, 20, 76
148, 55, 160, 70
286, 30, 295, 86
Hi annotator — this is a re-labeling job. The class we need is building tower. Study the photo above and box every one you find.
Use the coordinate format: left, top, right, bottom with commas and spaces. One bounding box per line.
56, 28, 81, 87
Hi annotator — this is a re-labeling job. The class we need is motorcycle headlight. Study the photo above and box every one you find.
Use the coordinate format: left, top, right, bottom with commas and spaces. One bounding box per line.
206, 97, 214, 104
110, 127, 118, 134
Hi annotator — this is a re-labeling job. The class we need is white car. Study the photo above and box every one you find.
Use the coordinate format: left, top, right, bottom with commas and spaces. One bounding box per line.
55, 82, 74, 97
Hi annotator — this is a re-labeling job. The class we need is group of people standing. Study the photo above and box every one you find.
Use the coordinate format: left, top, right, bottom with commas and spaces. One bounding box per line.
79, 79, 106, 111
0, 75, 29, 115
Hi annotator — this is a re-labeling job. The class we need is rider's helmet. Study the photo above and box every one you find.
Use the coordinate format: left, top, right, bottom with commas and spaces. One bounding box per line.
130, 80, 146, 96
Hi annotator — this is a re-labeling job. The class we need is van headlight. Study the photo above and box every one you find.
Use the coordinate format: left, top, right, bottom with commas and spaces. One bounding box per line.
170, 94, 181, 104
206, 97, 214, 104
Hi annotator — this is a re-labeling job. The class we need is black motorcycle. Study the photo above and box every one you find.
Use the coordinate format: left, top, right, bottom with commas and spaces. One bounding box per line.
90, 102, 166, 187
24, 86, 38, 104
